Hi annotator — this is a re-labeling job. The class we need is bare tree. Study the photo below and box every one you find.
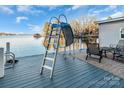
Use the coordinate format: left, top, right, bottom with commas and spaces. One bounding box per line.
70, 16, 98, 44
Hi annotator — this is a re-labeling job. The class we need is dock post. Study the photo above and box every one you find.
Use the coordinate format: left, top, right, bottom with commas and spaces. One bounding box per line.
73, 38, 75, 55
0, 48, 4, 78
69, 46, 70, 54
6, 42, 10, 53
6, 42, 10, 61
79, 38, 82, 51
64, 46, 66, 55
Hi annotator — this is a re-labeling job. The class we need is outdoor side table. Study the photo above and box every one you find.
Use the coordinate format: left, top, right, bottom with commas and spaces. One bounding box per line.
100, 47, 109, 57
101, 47, 116, 58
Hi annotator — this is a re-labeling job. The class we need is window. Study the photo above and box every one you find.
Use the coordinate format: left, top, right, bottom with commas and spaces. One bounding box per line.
121, 28, 124, 38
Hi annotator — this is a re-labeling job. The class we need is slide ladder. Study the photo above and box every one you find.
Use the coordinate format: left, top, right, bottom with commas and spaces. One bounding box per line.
40, 17, 62, 79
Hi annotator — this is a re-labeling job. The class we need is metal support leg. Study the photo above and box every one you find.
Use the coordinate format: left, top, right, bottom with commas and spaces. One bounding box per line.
86, 54, 88, 60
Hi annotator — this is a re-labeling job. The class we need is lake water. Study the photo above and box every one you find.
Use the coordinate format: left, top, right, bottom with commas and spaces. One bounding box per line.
0, 35, 85, 58
0, 35, 45, 57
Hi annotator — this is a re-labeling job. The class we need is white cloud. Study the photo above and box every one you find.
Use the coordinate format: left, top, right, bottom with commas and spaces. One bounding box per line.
17, 6, 31, 12
16, 16, 28, 23
104, 5, 117, 12
109, 5, 117, 10
92, 5, 117, 15
39, 5, 63, 11
102, 11, 124, 20
17, 5, 44, 14
28, 24, 41, 32
0, 6, 14, 14
65, 8, 72, 12
36, 5, 62, 12
72, 5, 81, 10
93, 10, 103, 14
66, 5, 82, 12
101, 17, 107, 20
47, 5, 61, 10
110, 11, 124, 18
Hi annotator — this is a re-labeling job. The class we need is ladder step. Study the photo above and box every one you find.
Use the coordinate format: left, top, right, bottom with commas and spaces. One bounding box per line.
43, 65, 52, 70
49, 35, 59, 38
45, 57, 54, 61
46, 50, 55, 53
52, 29, 56, 31
49, 42, 57, 44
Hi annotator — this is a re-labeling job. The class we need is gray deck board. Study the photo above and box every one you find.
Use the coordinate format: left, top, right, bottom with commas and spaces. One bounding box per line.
90, 74, 113, 88
0, 54, 124, 88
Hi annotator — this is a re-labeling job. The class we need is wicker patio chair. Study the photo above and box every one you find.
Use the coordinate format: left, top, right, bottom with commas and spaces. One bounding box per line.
113, 44, 124, 60
86, 43, 103, 63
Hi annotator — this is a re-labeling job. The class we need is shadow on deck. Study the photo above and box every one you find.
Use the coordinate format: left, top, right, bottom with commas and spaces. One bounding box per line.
0, 53, 124, 88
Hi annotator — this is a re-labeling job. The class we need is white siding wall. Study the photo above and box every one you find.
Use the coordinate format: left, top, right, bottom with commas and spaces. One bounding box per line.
99, 21, 124, 47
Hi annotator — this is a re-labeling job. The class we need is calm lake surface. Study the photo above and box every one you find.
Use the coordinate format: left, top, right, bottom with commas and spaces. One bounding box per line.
0, 35, 45, 57
0, 35, 85, 58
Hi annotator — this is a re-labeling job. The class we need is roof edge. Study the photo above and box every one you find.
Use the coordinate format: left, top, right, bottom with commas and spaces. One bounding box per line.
97, 16, 124, 24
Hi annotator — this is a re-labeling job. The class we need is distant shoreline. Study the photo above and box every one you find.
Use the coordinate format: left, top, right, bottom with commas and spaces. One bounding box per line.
0, 32, 33, 36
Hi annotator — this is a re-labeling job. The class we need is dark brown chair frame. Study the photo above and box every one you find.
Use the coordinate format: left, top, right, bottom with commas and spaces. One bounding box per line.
86, 43, 103, 63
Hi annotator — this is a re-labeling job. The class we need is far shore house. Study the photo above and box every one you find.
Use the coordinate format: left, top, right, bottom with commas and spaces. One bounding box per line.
98, 17, 124, 47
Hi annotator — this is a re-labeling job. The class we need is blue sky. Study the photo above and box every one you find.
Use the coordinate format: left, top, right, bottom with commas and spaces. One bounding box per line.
0, 5, 124, 34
